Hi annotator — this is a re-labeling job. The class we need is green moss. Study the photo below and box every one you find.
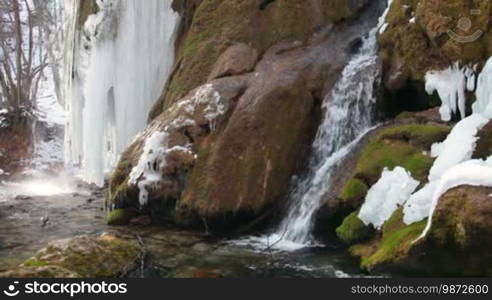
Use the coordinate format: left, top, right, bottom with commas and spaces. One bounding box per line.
379, 0, 492, 84
107, 142, 140, 206
352, 208, 425, 271
340, 178, 368, 203
336, 211, 373, 245
23, 259, 48, 268
59, 237, 139, 277
360, 220, 425, 270
354, 124, 449, 183
106, 209, 138, 226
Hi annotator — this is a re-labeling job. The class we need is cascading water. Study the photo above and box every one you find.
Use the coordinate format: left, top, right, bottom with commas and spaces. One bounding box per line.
270, 0, 394, 249
63, 0, 179, 186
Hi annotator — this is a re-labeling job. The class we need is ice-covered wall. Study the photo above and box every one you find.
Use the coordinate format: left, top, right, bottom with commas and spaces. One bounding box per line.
64, 0, 179, 185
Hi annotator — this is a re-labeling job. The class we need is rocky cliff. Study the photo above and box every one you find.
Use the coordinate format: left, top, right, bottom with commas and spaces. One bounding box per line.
104, 0, 492, 276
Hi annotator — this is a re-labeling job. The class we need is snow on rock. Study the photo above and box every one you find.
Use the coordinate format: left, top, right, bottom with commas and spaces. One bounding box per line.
127, 83, 226, 207
128, 131, 169, 206
402, 57, 492, 230
425, 63, 476, 121
427, 114, 488, 181
358, 167, 420, 229
418, 158, 492, 240
403, 181, 438, 225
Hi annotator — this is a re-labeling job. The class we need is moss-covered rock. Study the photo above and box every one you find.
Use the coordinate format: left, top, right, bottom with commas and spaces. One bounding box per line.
380, 0, 492, 85
0, 234, 141, 278
350, 208, 426, 271
340, 178, 369, 204
349, 186, 492, 276
354, 124, 450, 185
107, 208, 139, 226
150, 0, 373, 119
336, 211, 374, 244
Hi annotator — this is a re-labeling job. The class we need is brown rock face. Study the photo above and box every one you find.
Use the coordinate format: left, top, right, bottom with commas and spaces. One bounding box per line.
208, 43, 259, 81
423, 185, 492, 275
108, 1, 385, 229
473, 120, 492, 159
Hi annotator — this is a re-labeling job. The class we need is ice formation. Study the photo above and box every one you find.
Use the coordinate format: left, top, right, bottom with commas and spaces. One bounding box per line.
64, 0, 180, 186
128, 132, 169, 206
424, 63, 476, 121
401, 57, 492, 231
427, 114, 488, 181
417, 158, 492, 239
358, 167, 420, 229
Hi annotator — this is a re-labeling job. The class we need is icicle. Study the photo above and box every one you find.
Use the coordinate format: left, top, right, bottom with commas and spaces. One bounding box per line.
64, 0, 180, 186
425, 63, 472, 121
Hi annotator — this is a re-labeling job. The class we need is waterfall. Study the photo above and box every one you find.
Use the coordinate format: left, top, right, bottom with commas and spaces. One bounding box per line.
270, 1, 393, 249
63, 0, 179, 186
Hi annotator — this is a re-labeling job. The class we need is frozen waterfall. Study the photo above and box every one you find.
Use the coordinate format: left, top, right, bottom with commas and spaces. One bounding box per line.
64, 0, 179, 186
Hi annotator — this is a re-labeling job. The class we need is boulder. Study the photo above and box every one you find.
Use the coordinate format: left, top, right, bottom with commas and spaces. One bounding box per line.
0, 234, 141, 278
473, 120, 492, 159
350, 186, 492, 276
208, 43, 259, 80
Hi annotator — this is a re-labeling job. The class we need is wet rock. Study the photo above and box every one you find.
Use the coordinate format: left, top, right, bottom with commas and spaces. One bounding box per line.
208, 43, 258, 80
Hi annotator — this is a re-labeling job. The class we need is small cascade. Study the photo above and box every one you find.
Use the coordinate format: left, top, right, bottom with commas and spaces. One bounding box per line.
271, 1, 393, 248
63, 0, 179, 185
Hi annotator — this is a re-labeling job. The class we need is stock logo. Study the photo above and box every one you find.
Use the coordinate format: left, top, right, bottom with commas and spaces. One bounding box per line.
447, 9, 485, 43
3, 281, 20, 297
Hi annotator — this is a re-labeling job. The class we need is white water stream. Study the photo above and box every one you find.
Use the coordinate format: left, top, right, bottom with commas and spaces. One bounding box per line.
265, 0, 394, 250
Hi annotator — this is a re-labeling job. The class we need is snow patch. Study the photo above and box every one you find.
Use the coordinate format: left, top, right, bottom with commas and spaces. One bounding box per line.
427, 114, 488, 181
358, 167, 420, 229
418, 158, 492, 239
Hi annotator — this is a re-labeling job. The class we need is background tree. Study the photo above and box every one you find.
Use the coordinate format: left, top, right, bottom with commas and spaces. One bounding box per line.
0, 0, 63, 115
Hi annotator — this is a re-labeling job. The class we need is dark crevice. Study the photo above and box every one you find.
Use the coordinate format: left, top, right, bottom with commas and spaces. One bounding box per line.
258, 0, 276, 10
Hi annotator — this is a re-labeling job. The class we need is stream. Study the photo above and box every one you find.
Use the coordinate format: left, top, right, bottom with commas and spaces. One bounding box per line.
0, 175, 376, 278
